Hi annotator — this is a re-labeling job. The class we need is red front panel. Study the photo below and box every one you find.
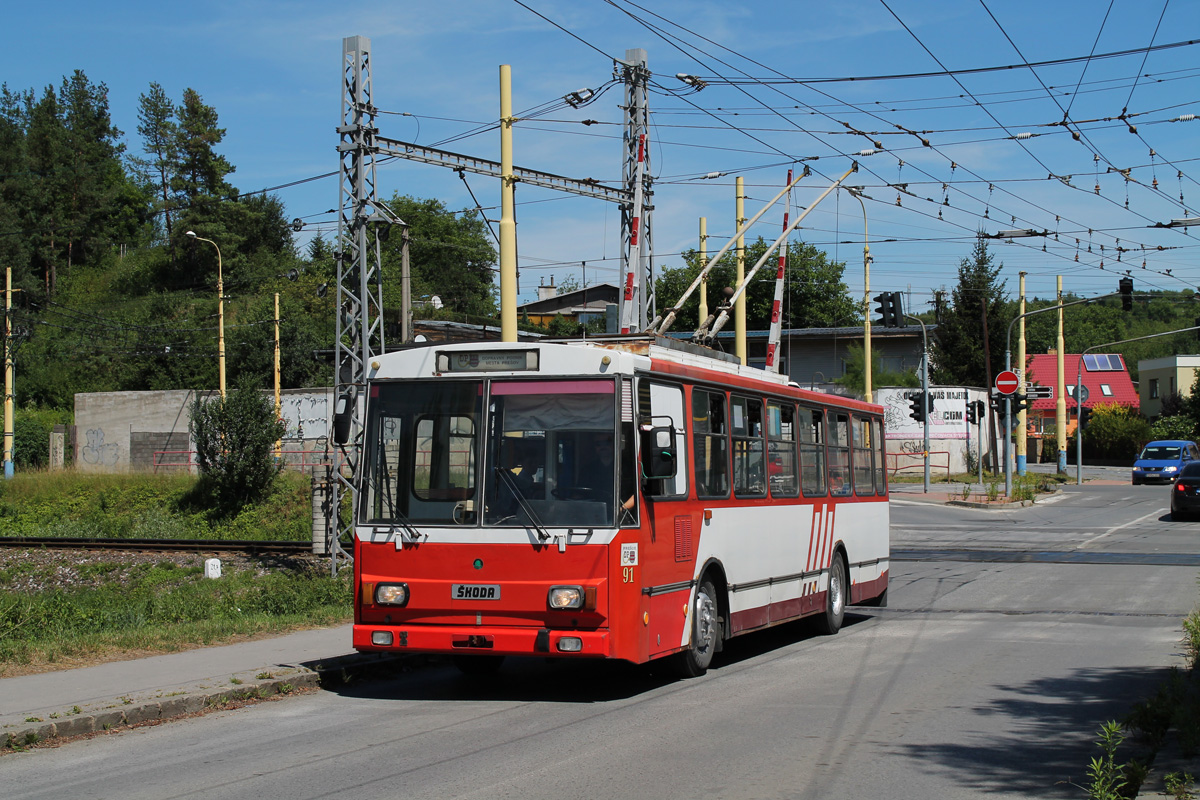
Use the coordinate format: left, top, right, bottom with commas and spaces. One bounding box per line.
354, 536, 653, 663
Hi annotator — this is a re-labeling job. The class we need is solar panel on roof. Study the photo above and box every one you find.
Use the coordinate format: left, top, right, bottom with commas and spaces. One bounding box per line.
1083, 353, 1122, 371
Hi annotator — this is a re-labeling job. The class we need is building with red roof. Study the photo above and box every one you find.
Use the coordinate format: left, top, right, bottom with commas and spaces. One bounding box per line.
1024, 351, 1139, 436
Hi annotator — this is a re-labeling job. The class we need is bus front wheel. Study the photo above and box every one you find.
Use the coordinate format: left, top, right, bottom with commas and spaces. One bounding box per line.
671, 578, 721, 678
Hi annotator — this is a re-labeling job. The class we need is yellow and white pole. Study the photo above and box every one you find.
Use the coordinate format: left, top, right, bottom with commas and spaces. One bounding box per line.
735, 176, 746, 365
499, 65, 517, 342
1016, 273, 1027, 474
1056, 275, 1067, 474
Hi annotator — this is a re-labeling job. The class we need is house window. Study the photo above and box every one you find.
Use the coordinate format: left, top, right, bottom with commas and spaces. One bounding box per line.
1100, 384, 1113, 397
1150, 379, 1159, 399
1171, 377, 1177, 394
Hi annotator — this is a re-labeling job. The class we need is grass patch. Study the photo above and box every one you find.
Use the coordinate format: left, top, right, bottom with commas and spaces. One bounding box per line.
0, 470, 313, 541
0, 557, 351, 672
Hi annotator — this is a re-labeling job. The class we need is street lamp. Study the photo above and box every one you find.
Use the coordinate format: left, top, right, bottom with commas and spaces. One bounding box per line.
847, 187, 872, 402
185, 231, 226, 398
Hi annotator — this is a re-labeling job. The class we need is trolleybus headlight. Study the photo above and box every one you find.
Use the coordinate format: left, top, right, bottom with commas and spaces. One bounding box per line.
375, 583, 410, 606
548, 586, 583, 609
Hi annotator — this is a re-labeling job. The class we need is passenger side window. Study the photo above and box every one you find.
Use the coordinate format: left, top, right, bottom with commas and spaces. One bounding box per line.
767, 401, 799, 498
873, 418, 887, 495
799, 406, 827, 497
732, 396, 766, 498
829, 413, 852, 497
852, 416, 874, 496
693, 389, 729, 498
638, 380, 688, 499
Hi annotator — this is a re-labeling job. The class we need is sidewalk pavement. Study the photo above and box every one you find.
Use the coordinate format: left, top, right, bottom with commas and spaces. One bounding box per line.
1, 625, 398, 749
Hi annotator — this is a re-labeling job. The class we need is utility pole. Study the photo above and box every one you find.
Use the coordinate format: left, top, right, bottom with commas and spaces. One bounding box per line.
1016, 272, 1027, 475
698, 217, 708, 323
735, 177, 746, 365
619, 49, 652, 332
333, 34, 394, 574
981, 298, 997, 474
1056, 276, 1067, 474
499, 64, 518, 342
4, 267, 13, 479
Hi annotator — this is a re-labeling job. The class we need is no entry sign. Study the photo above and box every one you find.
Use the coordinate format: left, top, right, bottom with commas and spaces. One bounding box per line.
995, 370, 1020, 395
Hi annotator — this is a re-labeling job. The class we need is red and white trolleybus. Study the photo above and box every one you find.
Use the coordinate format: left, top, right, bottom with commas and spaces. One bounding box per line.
351, 335, 889, 676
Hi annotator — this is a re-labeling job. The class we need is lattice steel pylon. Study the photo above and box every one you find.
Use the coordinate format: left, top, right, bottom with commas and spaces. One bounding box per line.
332, 35, 398, 575
619, 49, 653, 332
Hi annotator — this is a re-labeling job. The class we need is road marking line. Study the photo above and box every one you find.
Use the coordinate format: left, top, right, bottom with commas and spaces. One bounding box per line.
1077, 506, 1168, 548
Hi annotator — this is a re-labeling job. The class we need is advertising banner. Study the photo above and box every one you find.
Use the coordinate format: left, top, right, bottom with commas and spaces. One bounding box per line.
878, 387, 970, 440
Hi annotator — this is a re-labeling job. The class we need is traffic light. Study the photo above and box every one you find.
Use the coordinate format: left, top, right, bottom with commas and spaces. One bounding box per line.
909, 392, 926, 423
965, 401, 977, 425
1119, 276, 1134, 311
873, 292, 903, 328
889, 292, 904, 326
1079, 406, 1091, 428
873, 293, 892, 327
1010, 393, 1029, 415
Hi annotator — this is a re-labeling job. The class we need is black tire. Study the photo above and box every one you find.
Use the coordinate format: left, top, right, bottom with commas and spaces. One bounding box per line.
453, 654, 506, 676
814, 554, 847, 635
670, 578, 721, 678
1132, 478, 1141, 485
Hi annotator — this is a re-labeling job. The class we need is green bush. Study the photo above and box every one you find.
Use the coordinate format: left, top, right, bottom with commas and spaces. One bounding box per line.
1076, 403, 1152, 460
190, 378, 287, 513
1150, 415, 1199, 442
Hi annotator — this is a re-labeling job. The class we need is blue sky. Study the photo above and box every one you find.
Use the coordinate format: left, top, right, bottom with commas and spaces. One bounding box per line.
3, 0, 1198, 312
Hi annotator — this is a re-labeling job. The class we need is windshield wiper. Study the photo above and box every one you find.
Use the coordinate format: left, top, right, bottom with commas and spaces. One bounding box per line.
367, 466, 421, 542
496, 467, 552, 542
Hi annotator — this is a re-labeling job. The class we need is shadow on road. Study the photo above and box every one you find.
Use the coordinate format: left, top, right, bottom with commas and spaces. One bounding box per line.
893, 664, 1172, 797
326, 613, 873, 705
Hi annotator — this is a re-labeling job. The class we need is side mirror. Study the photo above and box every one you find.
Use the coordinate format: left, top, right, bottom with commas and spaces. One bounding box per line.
640, 425, 677, 480
332, 390, 354, 445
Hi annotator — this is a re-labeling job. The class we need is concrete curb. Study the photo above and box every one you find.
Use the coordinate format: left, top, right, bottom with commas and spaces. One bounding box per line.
944, 488, 1065, 509
1, 651, 409, 751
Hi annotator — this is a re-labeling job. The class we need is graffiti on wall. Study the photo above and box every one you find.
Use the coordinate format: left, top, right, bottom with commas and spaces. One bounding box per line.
81, 428, 121, 466
279, 394, 330, 441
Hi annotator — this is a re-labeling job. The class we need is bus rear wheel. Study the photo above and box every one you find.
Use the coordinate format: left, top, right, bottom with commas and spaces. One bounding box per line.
671, 578, 721, 678
814, 554, 847, 635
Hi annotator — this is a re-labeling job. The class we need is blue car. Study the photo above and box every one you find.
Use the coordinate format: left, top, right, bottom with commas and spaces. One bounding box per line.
1132, 440, 1200, 485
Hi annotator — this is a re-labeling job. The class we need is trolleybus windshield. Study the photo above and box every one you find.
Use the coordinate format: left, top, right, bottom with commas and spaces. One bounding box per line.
362, 378, 622, 529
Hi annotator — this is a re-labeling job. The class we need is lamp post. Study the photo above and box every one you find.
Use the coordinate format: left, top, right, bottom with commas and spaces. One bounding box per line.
847, 187, 872, 402
186, 231, 225, 398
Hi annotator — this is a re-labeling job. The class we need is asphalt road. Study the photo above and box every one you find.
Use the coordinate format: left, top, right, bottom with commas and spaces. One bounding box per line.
3, 483, 1197, 799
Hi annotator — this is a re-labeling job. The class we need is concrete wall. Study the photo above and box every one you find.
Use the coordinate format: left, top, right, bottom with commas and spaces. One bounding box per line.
75, 388, 335, 473
75, 390, 196, 473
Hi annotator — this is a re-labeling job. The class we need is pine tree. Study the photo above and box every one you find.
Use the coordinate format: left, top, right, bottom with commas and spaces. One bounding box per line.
932, 233, 1010, 387
58, 70, 126, 275
135, 82, 178, 251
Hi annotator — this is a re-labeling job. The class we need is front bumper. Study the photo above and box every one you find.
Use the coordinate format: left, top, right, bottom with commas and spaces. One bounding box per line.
1134, 470, 1176, 483
353, 624, 611, 658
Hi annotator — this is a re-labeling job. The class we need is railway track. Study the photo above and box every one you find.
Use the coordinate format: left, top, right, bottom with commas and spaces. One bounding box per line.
0, 536, 313, 555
